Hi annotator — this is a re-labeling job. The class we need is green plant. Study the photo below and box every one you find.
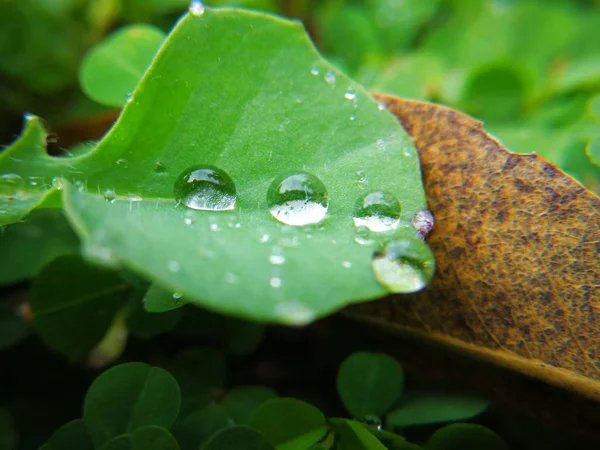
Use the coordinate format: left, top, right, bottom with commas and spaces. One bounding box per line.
1, 1, 599, 449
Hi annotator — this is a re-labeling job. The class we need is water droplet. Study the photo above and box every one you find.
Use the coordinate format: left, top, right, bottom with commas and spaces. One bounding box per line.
126, 93, 133, 103
184, 217, 193, 226
356, 170, 367, 187
354, 227, 375, 246
411, 209, 435, 240
73, 180, 86, 192
267, 171, 329, 226
27, 177, 44, 187
82, 243, 119, 267
128, 194, 142, 202
116, 158, 128, 168
189, 0, 205, 16
174, 165, 236, 211
274, 301, 315, 326
372, 238, 435, 293
376, 138, 386, 151
364, 414, 382, 431
0, 174, 25, 197
51, 177, 63, 190
344, 89, 357, 100
210, 223, 220, 231
259, 233, 270, 243
154, 162, 168, 175
403, 147, 413, 157
349, 114, 356, 121
269, 253, 285, 265
168, 260, 180, 272
342, 261, 352, 268
377, 103, 386, 111
103, 189, 116, 203
172, 292, 183, 299
324, 70, 336, 85
353, 191, 401, 232
270, 277, 282, 288
310, 67, 320, 76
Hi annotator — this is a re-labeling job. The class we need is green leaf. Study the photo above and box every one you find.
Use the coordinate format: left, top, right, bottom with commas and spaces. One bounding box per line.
0, 6, 432, 325
425, 423, 509, 450
337, 419, 387, 450
126, 295, 183, 339
201, 426, 275, 450
0, 116, 55, 226
337, 352, 404, 418
0, 209, 79, 285
386, 391, 489, 428
143, 283, 187, 313
588, 136, 600, 167
0, 305, 29, 351
79, 24, 166, 107
221, 386, 278, 425
249, 398, 327, 447
29, 255, 129, 359
100, 426, 180, 450
83, 362, 181, 448
224, 318, 265, 356
172, 404, 233, 450
0, 409, 17, 450
41, 419, 93, 450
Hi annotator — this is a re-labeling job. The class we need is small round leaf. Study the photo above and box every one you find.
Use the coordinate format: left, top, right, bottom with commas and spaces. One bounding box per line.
83, 362, 181, 447
221, 386, 277, 425
337, 352, 404, 418
426, 423, 509, 450
202, 426, 274, 450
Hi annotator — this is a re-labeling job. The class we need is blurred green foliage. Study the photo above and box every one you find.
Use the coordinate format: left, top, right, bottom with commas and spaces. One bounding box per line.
1, 0, 598, 192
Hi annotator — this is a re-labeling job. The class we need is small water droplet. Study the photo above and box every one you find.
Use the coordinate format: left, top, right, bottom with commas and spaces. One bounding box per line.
184, 217, 193, 226
267, 171, 329, 226
376, 138, 386, 151
364, 414, 382, 431
354, 227, 375, 246
259, 233, 270, 243
116, 158, 128, 168
168, 260, 180, 272
411, 209, 435, 240
342, 261, 352, 268
51, 177, 63, 190
356, 170, 367, 187
270, 277, 282, 288
377, 103, 386, 111
349, 114, 356, 121
172, 292, 183, 299
324, 69, 336, 85
210, 223, 220, 232
73, 180, 86, 192
344, 89, 357, 100
174, 165, 236, 211
274, 301, 315, 326
126, 93, 133, 103
27, 177, 44, 187
0, 174, 25, 197
82, 243, 118, 267
311, 67, 320, 76
128, 194, 142, 202
403, 147, 413, 157
269, 253, 285, 265
154, 162, 168, 175
103, 189, 116, 203
372, 238, 435, 293
189, 0, 205, 16
353, 191, 402, 232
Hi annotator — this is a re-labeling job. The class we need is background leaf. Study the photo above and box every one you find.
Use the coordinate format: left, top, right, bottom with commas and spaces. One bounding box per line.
386, 391, 489, 428
221, 386, 277, 425
0, 408, 17, 450
0, 209, 79, 285
30, 254, 129, 359
426, 423, 508, 450
0, 305, 29, 351
41, 419, 93, 450
172, 404, 233, 450
126, 295, 183, 339
79, 24, 166, 107
337, 352, 404, 418
201, 426, 274, 450
347, 97, 600, 401
83, 362, 181, 448
249, 398, 328, 447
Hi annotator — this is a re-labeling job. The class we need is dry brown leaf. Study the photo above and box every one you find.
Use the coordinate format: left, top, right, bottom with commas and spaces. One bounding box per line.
347, 96, 600, 401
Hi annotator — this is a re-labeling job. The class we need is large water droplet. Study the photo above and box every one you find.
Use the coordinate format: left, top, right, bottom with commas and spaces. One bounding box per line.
267, 171, 329, 226
154, 162, 168, 175
372, 238, 435, 293
411, 209, 434, 240
0, 174, 25, 197
174, 165, 236, 211
103, 189, 116, 203
189, 0, 205, 16
353, 191, 401, 232
363, 414, 382, 431
310, 67, 320, 76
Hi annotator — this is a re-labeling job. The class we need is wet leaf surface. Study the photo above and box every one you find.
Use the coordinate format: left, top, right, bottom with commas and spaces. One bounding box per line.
347, 96, 600, 401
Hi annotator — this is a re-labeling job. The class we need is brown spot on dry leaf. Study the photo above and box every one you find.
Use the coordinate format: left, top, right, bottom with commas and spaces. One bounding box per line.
347, 96, 600, 401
